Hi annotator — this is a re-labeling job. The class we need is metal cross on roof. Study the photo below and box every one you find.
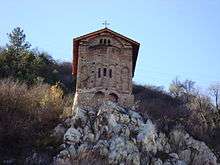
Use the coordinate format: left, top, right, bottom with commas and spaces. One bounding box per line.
102, 20, 110, 28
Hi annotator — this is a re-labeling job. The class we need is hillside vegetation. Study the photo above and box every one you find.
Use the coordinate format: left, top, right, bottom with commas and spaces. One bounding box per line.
0, 27, 220, 164
0, 27, 74, 164
133, 82, 220, 159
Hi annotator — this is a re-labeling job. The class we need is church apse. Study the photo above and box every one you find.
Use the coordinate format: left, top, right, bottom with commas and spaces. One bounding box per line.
72, 28, 140, 108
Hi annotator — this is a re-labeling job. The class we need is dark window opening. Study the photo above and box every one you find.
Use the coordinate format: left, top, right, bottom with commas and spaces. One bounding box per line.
104, 39, 107, 45
98, 68, 101, 78
103, 68, 107, 76
109, 69, 112, 78
108, 39, 111, 45
100, 39, 103, 44
108, 93, 118, 103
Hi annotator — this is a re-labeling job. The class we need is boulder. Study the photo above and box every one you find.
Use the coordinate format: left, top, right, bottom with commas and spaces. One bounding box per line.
64, 128, 82, 145
54, 101, 219, 165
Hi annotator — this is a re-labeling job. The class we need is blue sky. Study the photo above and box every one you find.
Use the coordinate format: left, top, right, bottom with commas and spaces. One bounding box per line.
0, 0, 220, 90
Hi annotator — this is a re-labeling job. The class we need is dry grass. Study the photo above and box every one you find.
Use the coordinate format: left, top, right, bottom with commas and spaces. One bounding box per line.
0, 78, 68, 162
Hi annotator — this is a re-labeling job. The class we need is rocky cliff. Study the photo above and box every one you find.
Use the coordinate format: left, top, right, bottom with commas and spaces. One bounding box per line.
53, 101, 219, 165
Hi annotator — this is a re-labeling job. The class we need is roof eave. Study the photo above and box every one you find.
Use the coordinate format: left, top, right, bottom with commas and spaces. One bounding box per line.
73, 28, 140, 46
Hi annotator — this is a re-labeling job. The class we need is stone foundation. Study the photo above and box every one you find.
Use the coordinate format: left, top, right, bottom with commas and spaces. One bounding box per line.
72, 89, 134, 113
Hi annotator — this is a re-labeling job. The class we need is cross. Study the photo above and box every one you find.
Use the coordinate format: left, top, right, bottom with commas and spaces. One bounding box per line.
102, 20, 110, 28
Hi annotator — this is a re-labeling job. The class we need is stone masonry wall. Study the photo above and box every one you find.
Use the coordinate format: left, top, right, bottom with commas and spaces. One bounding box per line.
74, 31, 134, 108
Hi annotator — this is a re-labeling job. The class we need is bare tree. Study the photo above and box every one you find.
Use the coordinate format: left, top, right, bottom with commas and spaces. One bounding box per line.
169, 78, 196, 105
209, 83, 220, 111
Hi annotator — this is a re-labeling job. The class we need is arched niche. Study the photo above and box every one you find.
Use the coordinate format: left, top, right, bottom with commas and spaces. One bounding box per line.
79, 65, 88, 89
87, 35, 124, 48
88, 66, 96, 88
93, 91, 105, 106
96, 63, 103, 87
107, 93, 118, 103
109, 65, 115, 87
121, 67, 129, 92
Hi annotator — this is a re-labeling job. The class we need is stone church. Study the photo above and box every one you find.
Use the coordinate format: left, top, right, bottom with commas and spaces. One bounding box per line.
72, 28, 140, 108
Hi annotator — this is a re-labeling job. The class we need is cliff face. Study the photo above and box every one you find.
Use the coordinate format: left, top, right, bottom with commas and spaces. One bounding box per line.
53, 102, 219, 165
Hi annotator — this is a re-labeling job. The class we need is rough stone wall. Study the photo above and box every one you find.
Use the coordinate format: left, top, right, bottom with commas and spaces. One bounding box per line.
74, 32, 134, 108
73, 89, 134, 112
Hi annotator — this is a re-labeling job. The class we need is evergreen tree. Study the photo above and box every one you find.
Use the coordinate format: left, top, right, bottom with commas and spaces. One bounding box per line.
6, 27, 31, 54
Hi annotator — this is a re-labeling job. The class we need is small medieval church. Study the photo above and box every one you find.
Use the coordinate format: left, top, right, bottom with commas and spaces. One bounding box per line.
72, 27, 140, 108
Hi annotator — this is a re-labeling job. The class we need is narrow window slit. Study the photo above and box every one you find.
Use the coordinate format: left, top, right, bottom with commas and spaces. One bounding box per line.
103, 68, 107, 76
109, 69, 112, 78
98, 68, 101, 78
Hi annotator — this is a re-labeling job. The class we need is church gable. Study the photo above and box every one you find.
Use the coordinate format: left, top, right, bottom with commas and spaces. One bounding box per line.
73, 28, 140, 77
73, 28, 139, 45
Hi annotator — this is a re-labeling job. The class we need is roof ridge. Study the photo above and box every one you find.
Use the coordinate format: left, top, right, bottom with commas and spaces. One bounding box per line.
73, 28, 140, 45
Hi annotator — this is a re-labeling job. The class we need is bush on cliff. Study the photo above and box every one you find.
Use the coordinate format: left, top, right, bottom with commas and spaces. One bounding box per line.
0, 79, 70, 163
133, 82, 220, 160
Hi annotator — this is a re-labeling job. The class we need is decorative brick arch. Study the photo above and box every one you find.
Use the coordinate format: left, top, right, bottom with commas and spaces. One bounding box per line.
89, 66, 96, 88
96, 63, 103, 87
107, 93, 118, 103
79, 65, 88, 89
87, 35, 125, 49
93, 91, 105, 106
121, 67, 129, 92
109, 65, 115, 87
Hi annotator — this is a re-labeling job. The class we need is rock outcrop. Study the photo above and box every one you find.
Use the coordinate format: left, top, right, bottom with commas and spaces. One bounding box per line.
53, 101, 219, 165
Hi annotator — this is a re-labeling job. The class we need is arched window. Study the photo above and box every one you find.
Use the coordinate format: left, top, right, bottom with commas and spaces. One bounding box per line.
109, 69, 112, 78
103, 68, 107, 76
100, 39, 103, 44
93, 91, 105, 106
104, 39, 107, 45
98, 68, 101, 78
108, 39, 111, 45
108, 93, 118, 103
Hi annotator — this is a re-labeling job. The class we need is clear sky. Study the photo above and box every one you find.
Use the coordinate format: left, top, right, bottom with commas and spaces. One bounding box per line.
0, 0, 220, 90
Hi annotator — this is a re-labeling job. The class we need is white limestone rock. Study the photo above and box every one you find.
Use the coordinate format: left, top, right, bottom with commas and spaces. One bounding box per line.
64, 128, 82, 145
68, 145, 77, 157
155, 132, 171, 153
169, 153, 179, 159
54, 101, 219, 165
108, 136, 140, 165
72, 107, 88, 127
163, 160, 187, 165
93, 140, 109, 156
78, 143, 90, 154
169, 129, 218, 165
178, 149, 191, 164
128, 109, 142, 120
137, 120, 157, 153
151, 158, 163, 165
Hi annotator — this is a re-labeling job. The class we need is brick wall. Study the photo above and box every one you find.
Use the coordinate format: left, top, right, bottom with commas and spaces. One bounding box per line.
73, 32, 134, 109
